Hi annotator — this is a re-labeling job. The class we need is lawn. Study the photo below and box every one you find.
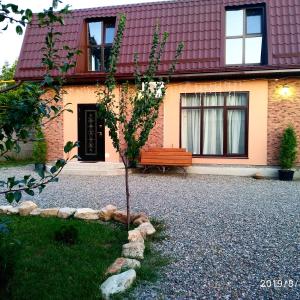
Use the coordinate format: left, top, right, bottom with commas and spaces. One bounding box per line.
0, 158, 34, 168
0, 216, 128, 300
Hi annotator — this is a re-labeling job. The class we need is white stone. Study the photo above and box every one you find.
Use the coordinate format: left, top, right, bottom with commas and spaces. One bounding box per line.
30, 208, 42, 216
0, 205, 13, 214
99, 204, 117, 221
7, 207, 19, 215
40, 208, 59, 217
18, 201, 38, 216
122, 242, 145, 260
105, 258, 141, 276
128, 229, 144, 242
57, 207, 76, 219
74, 208, 100, 220
137, 222, 156, 238
100, 269, 136, 300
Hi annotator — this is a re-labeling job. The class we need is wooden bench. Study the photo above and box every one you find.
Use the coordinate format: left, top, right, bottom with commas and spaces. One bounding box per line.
140, 148, 192, 175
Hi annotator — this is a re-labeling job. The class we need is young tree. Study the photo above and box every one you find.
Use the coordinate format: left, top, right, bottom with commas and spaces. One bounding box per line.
97, 15, 183, 229
0, 0, 80, 203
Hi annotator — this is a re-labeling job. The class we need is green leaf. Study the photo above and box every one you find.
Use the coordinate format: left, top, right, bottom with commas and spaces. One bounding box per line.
6, 192, 14, 203
25, 9, 33, 20
14, 191, 22, 202
25, 189, 34, 196
1, 24, 8, 31
35, 164, 45, 179
7, 177, 16, 189
64, 141, 75, 153
8, 4, 19, 13
44, 75, 54, 86
16, 25, 23, 35
38, 184, 46, 194
49, 177, 59, 183
55, 159, 66, 168
50, 165, 58, 174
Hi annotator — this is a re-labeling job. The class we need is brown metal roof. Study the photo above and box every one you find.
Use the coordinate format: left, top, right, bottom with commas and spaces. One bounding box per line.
15, 0, 300, 81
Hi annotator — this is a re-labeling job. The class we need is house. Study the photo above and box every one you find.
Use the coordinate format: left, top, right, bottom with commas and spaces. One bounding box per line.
15, 0, 300, 174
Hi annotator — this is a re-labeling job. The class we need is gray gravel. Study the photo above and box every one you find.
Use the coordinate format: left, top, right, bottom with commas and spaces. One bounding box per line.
0, 166, 300, 299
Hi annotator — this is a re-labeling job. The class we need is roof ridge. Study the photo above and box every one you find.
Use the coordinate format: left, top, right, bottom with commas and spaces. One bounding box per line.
68, 0, 201, 13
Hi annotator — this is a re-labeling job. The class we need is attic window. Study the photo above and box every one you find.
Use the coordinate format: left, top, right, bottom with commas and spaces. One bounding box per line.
87, 20, 115, 72
225, 6, 266, 65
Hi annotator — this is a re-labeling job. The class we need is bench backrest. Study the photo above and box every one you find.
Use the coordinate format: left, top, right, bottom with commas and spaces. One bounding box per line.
140, 148, 192, 166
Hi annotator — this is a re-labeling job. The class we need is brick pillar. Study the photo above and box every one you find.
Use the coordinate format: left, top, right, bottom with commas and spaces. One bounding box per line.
143, 104, 164, 149
44, 112, 64, 162
267, 79, 300, 166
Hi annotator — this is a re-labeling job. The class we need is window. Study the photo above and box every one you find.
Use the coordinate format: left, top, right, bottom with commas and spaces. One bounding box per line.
87, 20, 115, 72
181, 92, 248, 157
225, 6, 266, 65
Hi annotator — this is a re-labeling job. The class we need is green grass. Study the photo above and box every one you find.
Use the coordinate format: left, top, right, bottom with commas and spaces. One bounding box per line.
1, 216, 128, 300
0, 158, 34, 168
0, 216, 169, 300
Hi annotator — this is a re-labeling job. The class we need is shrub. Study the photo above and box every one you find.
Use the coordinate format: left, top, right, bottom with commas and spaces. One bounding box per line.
54, 225, 79, 245
32, 129, 47, 164
279, 125, 298, 169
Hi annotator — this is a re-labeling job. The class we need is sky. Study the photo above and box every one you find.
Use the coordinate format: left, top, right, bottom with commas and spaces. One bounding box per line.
0, 0, 170, 68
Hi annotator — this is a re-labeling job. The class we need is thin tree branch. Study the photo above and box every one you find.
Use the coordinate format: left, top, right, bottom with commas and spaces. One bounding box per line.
0, 81, 22, 93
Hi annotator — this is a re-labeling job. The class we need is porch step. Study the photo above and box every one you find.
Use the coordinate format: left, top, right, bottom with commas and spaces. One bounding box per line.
187, 165, 300, 179
53, 161, 130, 176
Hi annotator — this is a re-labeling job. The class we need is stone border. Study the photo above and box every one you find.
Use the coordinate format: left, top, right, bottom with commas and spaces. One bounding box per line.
0, 201, 156, 299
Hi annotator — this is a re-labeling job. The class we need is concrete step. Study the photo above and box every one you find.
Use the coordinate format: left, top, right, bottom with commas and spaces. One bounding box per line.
48, 161, 131, 176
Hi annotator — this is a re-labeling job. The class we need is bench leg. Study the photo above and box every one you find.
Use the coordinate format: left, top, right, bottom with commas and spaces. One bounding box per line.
182, 167, 187, 178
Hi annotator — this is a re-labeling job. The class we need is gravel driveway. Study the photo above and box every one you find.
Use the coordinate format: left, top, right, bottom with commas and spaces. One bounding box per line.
1, 166, 300, 299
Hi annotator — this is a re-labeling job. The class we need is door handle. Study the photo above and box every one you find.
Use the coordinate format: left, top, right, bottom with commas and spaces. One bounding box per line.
97, 132, 103, 136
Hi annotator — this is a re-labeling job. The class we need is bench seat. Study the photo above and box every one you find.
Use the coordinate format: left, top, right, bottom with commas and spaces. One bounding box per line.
140, 148, 192, 173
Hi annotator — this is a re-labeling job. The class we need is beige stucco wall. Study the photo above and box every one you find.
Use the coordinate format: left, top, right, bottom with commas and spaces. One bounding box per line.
164, 80, 269, 165
63, 85, 119, 162
62, 80, 269, 165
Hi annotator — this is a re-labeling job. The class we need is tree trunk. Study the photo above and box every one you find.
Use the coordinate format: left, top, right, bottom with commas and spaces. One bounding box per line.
124, 164, 130, 231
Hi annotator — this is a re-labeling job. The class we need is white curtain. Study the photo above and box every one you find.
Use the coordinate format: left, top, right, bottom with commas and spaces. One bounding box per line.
203, 108, 223, 155
227, 93, 246, 154
181, 109, 200, 154
202, 94, 224, 155
228, 110, 245, 154
181, 94, 201, 154
203, 94, 224, 106
227, 93, 246, 106
181, 94, 201, 107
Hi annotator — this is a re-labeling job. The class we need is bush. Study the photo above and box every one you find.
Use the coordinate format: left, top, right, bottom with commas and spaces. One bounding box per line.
32, 129, 47, 164
279, 125, 298, 169
54, 225, 79, 245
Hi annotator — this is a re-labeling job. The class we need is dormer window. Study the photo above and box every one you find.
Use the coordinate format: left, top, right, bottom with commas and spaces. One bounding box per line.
87, 20, 115, 72
225, 6, 266, 65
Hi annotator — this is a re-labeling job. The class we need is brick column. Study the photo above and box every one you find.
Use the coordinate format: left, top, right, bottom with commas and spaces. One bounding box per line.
44, 112, 64, 162
143, 104, 164, 149
267, 79, 300, 166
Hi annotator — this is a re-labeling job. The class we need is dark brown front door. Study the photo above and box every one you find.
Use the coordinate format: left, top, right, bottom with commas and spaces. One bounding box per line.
78, 104, 105, 161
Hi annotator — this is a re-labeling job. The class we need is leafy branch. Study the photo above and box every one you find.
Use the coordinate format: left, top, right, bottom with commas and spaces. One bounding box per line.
0, 141, 78, 202
0, 0, 81, 203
